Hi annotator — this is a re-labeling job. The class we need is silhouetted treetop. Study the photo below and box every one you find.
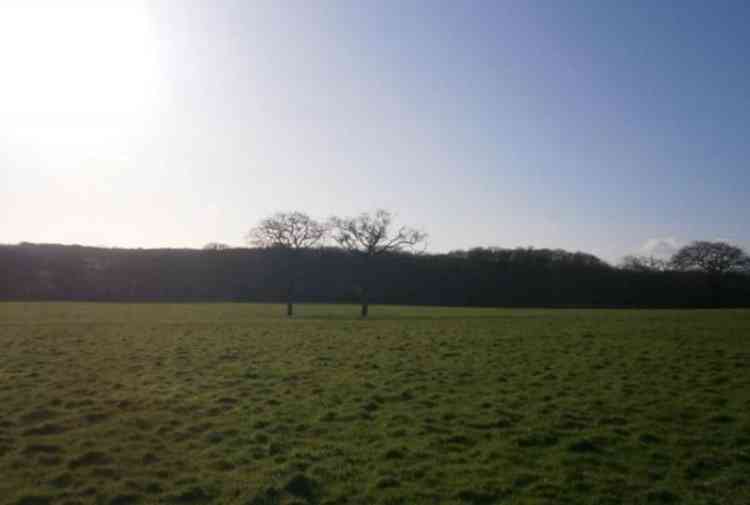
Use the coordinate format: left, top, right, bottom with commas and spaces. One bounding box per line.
247, 211, 327, 250
329, 209, 426, 255
449, 246, 610, 269
203, 242, 230, 251
671, 241, 750, 276
620, 255, 669, 272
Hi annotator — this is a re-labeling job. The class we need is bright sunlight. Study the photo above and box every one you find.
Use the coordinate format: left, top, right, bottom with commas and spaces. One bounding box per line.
0, 1, 162, 149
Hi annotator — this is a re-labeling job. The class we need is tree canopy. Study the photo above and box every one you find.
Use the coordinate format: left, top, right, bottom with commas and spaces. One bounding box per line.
671, 241, 750, 276
329, 209, 426, 256
248, 211, 327, 250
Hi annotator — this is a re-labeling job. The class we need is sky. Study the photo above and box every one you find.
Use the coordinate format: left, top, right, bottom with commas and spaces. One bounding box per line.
1, 0, 749, 263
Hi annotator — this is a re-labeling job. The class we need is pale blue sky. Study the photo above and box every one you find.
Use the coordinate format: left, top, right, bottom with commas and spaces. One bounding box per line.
1, 1, 748, 263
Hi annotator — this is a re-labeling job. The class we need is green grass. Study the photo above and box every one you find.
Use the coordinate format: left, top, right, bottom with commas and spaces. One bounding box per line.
1, 303, 749, 505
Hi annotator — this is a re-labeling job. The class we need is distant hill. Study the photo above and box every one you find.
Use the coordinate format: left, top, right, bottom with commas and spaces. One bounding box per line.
1, 243, 749, 307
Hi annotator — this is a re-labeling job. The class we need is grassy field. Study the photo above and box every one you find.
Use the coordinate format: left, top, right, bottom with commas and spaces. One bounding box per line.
1, 303, 749, 505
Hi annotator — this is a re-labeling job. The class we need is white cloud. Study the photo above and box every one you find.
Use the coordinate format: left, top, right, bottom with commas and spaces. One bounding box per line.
636, 237, 682, 259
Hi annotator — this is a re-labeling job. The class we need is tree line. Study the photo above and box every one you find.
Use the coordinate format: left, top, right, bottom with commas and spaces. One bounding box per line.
1, 210, 749, 313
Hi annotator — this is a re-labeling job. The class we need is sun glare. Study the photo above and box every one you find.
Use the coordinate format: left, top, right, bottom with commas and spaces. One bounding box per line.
0, 1, 162, 148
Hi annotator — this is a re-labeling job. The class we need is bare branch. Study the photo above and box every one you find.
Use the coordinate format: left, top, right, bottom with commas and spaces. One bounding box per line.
247, 211, 327, 250
620, 255, 669, 272
329, 209, 427, 256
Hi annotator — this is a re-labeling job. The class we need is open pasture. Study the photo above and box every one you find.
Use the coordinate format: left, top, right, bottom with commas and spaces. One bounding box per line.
1, 303, 749, 505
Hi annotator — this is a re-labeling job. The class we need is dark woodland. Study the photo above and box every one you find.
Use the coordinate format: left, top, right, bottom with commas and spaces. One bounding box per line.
2, 242, 749, 308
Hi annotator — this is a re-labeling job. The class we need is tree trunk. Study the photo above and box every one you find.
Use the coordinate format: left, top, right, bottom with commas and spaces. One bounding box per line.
360, 286, 369, 318
287, 279, 294, 317
709, 274, 722, 307
359, 254, 371, 318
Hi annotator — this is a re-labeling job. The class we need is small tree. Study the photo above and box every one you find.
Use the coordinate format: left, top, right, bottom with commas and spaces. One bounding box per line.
620, 255, 669, 272
329, 209, 426, 317
203, 242, 230, 251
247, 211, 327, 316
670, 241, 750, 305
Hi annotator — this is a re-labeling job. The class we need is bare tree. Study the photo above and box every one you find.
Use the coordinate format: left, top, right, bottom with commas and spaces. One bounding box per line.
670, 241, 750, 275
249, 212, 327, 250
203, 242, 230, 251
247, 211, 327, 316
620, 255, 669, 272
670, 241, 750, 305
329, 209, 426, 317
